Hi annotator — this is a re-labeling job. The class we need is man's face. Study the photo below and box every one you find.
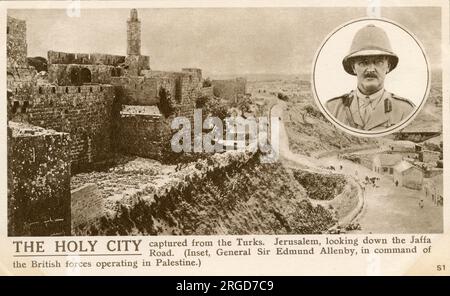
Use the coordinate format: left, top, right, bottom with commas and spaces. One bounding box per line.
352, 56, 390, 95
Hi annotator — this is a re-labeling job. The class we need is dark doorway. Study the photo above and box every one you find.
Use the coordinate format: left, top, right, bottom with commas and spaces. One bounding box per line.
80, 68, 92, 84
157, 87, 174, 117
70, 67, 80, 85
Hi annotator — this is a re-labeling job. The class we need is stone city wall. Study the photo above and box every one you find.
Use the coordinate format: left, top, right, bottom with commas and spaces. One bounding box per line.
111, 76, 161, 106
201, 86, 214, 99
118, 113, 169, 159
175, 69, 202, 118
9, 84, 115, 171
8, 122, 71, 236
48, 64, 120, 86
71, 183, 105, 232
48, 50, 126, 66
7, 16, 28, 68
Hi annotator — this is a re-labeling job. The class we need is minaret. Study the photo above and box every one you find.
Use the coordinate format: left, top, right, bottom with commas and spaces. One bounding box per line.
127, 9, 141, 55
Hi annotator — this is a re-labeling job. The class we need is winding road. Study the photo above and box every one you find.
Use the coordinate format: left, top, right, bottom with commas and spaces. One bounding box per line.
270, 99, 443, 233
321, 154, 443, 233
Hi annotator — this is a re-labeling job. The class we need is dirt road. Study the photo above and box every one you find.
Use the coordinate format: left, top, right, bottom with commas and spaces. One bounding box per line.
320, 155, 443, 233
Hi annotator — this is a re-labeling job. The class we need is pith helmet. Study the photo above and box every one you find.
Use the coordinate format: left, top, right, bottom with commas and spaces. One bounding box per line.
342, 24, 398, 75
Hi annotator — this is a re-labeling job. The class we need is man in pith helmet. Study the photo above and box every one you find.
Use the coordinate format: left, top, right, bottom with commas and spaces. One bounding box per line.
325, 24, 415, 131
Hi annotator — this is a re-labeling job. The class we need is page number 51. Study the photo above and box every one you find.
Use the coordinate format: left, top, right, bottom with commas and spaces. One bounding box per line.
437, 265, 446, 271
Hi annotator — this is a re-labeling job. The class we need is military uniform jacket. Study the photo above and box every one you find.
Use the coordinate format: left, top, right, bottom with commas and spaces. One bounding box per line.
325, 89, 415, 131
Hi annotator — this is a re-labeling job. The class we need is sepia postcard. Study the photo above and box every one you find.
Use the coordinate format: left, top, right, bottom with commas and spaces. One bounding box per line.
0, 0, 449, 276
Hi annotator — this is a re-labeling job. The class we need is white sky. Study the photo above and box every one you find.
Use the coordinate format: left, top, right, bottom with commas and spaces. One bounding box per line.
8, 7, 441, 76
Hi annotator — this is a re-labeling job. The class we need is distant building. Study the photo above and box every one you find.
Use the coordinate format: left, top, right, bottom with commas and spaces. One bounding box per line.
418, 150, 441, 163
372, 153, 402, 175
389, 140, 415, 152
393, 160, 423, 190
388, 141, 417, 158
424, 174, 443, 206
424, 167, 443, 178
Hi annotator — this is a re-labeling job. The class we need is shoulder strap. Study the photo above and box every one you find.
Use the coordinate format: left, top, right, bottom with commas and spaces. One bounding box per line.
384, 92, 393, 127
342, 93, 358, 128
391, 93, 415, 108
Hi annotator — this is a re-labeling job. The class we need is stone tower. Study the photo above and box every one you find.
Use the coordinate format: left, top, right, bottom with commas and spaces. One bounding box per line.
127, 9, 141, 55
125, 9, 150, 76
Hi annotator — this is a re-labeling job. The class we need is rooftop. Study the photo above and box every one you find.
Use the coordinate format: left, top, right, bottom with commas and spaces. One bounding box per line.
9, 121, 67, 137
120, 105, 162, 117
374, 153, 402, 166
393, 160, 416, 172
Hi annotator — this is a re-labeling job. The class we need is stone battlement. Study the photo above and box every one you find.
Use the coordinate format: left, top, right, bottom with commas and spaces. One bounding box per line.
9, 84, 114, 105
48, 50, 126, 66
33, 83, 113, 96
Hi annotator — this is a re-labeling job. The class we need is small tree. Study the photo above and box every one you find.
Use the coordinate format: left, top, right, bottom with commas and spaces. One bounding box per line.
277, 92, 289, 102
202, 77, 212, 87
206, 97, 229, 119
195, 95, 209, 109
157, 87, 175, 117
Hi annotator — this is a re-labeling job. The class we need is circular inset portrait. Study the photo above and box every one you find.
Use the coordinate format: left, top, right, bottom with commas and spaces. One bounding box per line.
312, 18, 430, 136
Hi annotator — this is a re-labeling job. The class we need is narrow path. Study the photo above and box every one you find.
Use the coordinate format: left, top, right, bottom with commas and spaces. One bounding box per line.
270, 101, 324, 172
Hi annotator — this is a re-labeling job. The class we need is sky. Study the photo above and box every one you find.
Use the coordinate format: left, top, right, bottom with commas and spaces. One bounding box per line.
8, 7, 442, 76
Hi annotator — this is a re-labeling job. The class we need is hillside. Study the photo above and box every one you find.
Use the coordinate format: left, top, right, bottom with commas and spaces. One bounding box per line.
76, 153, 338, 235
401, 79, 442, 133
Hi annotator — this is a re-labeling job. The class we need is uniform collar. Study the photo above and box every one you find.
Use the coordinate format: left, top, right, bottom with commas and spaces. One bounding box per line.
364, 91, 392, 130
348, 89, 391, 130
355, 88, 385, 108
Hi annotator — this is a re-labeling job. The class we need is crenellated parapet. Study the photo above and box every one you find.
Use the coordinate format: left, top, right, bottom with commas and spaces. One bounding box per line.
48, 50, 126, 66
48, 63, 124, 86
33, 83, 113, 95
8, 82, 115, 171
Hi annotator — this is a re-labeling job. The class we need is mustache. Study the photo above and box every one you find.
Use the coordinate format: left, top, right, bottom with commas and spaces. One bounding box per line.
364, 72, 378, 78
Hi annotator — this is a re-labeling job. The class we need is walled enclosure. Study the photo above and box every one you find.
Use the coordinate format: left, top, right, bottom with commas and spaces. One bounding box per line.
7, 10, 235, 236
